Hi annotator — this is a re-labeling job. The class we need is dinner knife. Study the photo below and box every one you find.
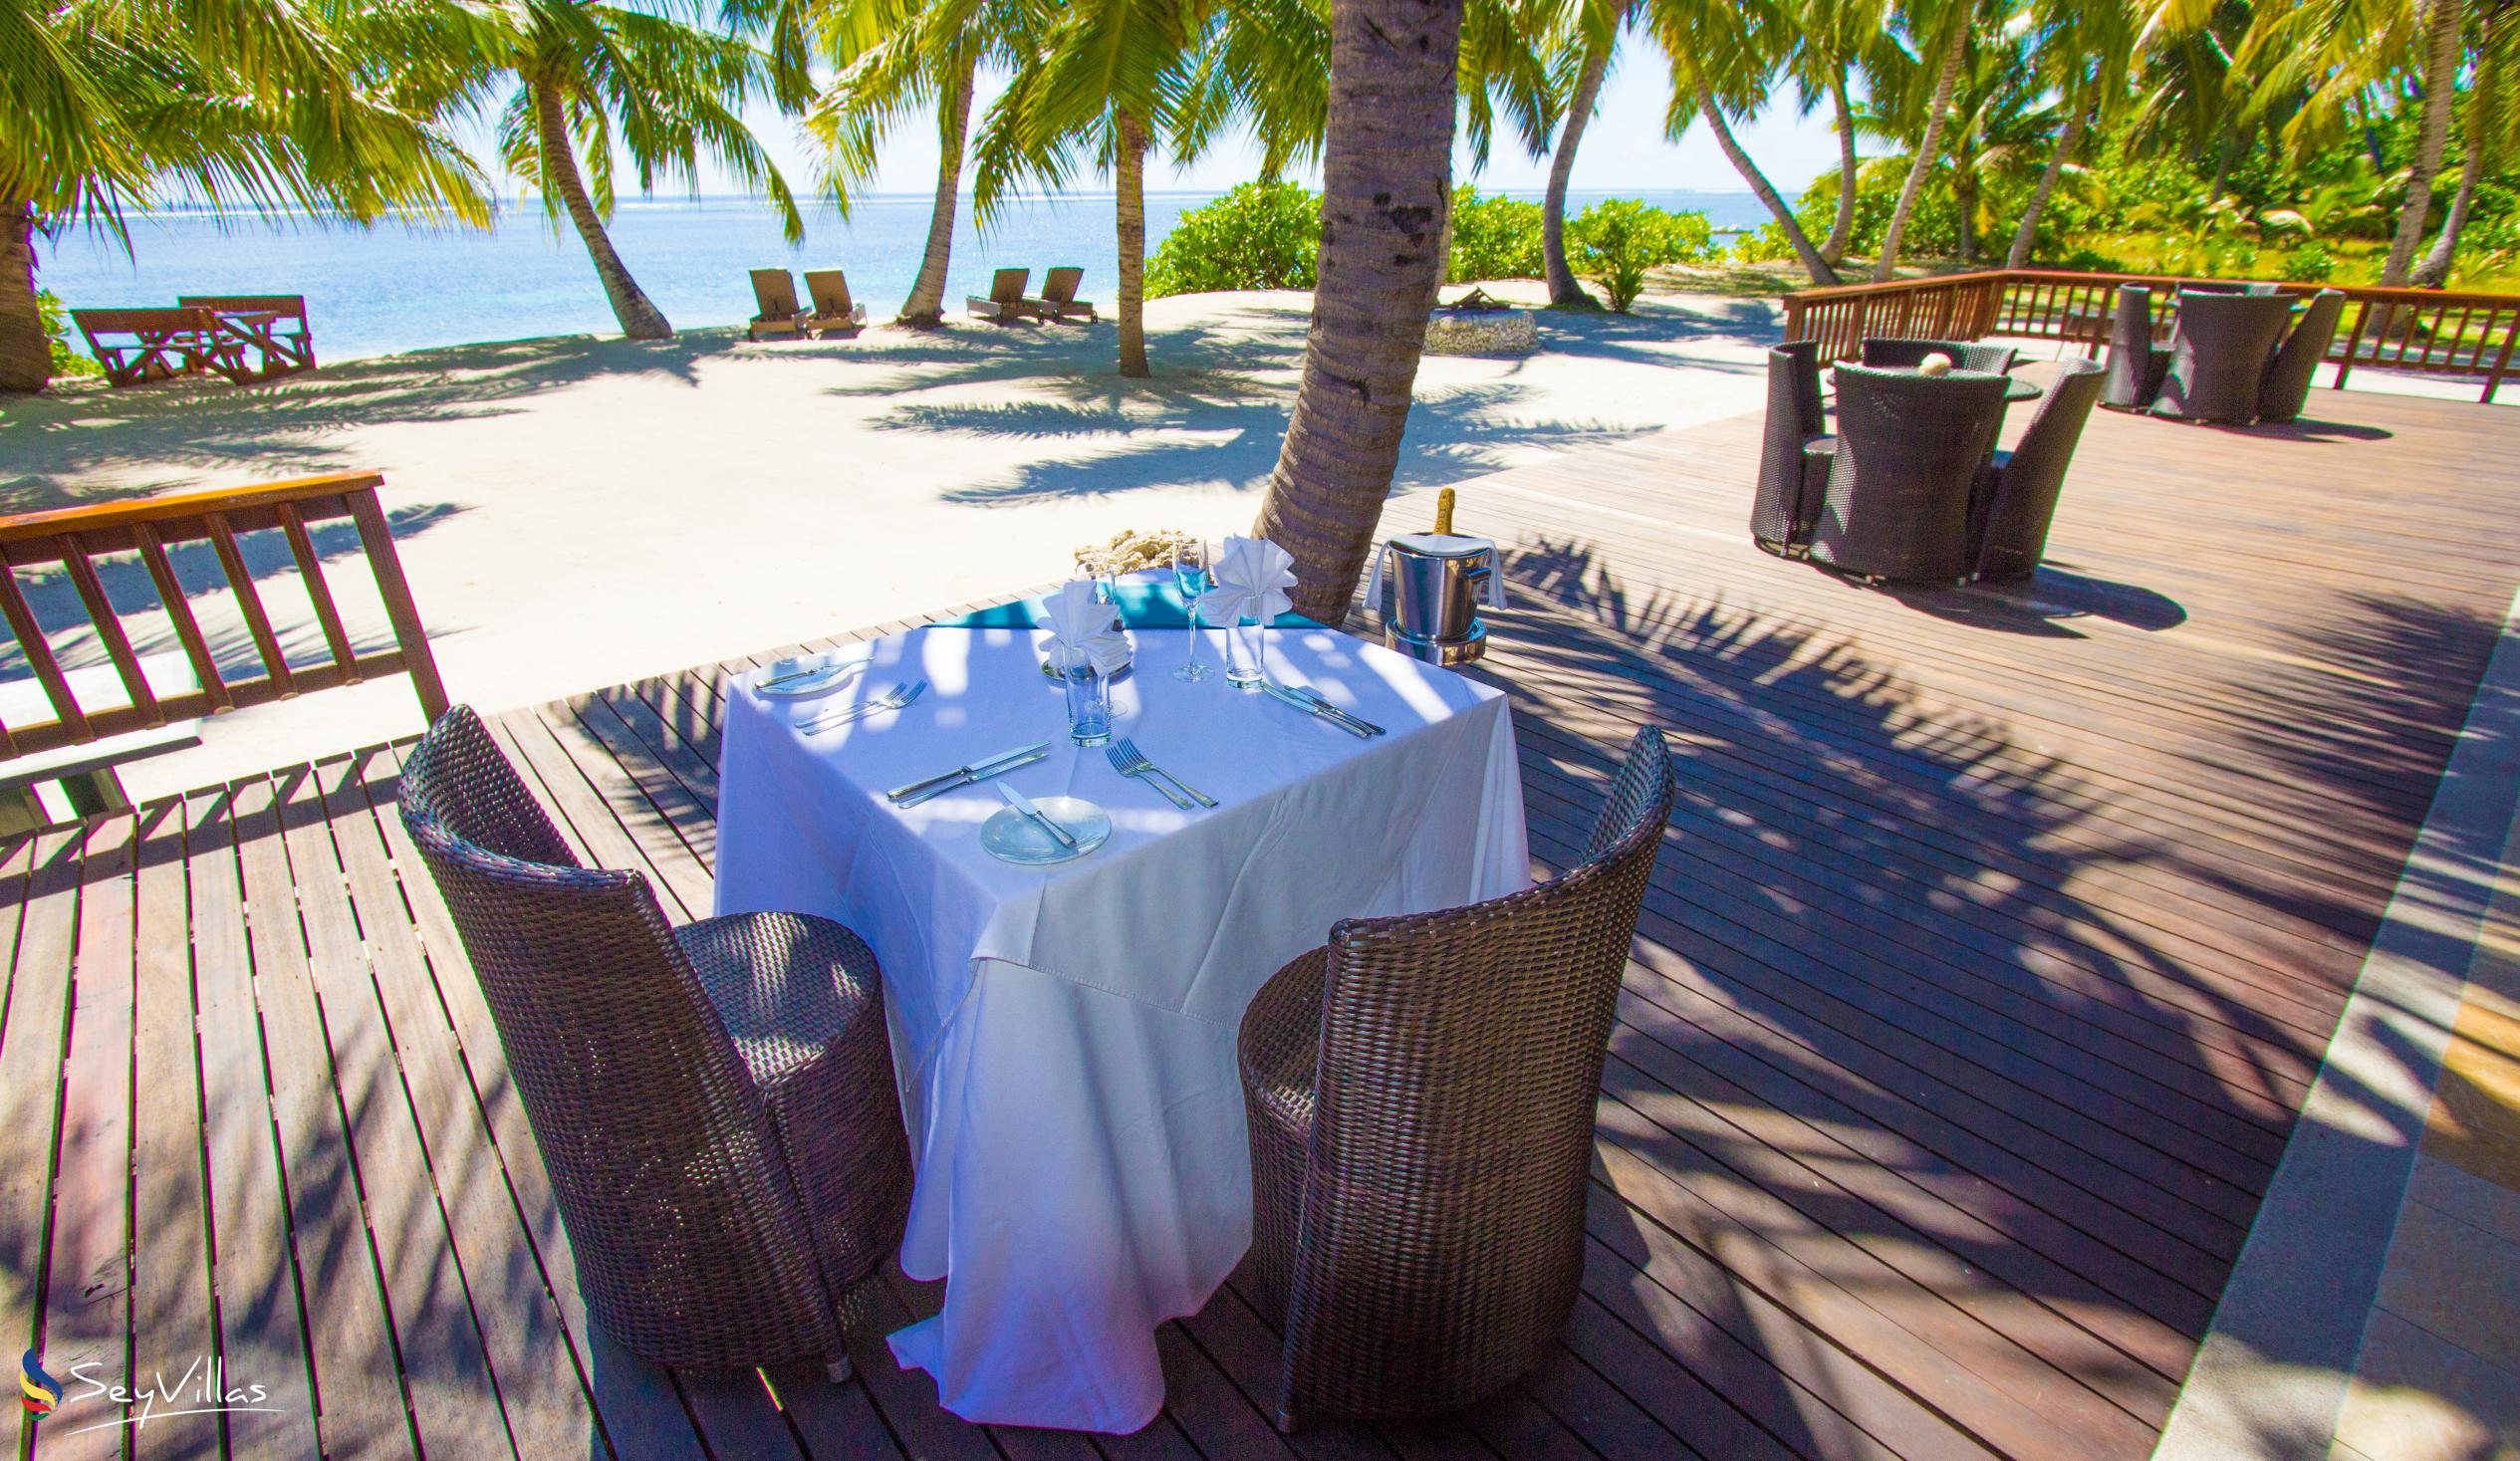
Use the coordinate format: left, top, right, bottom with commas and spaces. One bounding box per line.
1285, 685, 1386, 737
892, 748, 1050, 808
997, 782, 1078, 849
1263, 682, 1376, 739
887, 742, 1053, 803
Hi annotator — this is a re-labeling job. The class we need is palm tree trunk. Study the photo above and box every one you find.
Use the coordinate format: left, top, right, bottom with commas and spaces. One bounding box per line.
2006, 99, 2088, 268
1873, 15, 1966, 282
0, 199, 51, 394
1253, 0, 1463, 620
533, 81, 671, 340
1116, 108, 1150, 377
2411, 16, 2495, 289
2384, 0, 2462, 286
1544, 32, 1614, 306
900, 49, 976, 326
1690, 66, 1838, 285
1821, 70, 1860, 265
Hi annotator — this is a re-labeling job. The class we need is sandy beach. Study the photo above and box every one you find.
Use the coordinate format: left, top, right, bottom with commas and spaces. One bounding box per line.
7, 278, 2496, 802
1, 282, 1790, 796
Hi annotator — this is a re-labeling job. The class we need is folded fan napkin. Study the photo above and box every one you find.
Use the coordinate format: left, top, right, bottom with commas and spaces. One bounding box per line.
1193, 536, 1298, 626
1045, 580, 1133, 675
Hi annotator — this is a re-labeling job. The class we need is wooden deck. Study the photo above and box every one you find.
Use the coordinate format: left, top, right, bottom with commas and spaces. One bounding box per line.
6, 373, 2516, 1460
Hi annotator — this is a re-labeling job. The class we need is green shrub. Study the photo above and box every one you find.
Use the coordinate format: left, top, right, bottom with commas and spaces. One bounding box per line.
1732, 222, 1795, 264
38, 290, 101, 378
1446, 188, 1546, 282
1145, 181, 1322, 298
2281, 243, 2338, 283
1565, 200, 1710, 311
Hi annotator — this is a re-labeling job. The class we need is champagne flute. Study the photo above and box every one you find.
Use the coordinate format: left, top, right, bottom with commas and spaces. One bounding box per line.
1172, 539, 1213, 683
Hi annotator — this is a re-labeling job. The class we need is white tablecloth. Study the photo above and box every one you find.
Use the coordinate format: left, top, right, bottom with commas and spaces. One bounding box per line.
714, 618, 1527, 1432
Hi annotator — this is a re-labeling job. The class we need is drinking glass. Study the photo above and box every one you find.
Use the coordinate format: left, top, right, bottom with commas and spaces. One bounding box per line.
1172, 540, 1213, 683
1062, 655, 1114, 745
1225, 615, 1265, 690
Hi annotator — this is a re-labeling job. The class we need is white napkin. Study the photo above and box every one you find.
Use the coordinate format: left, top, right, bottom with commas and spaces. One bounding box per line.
1045, 580, 1132, 675
1360, 535, 1509, 613
1193, 536, 1298, 625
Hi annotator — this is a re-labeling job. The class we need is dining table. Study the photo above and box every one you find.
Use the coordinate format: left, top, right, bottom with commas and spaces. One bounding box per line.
711, 585, 1529, 1432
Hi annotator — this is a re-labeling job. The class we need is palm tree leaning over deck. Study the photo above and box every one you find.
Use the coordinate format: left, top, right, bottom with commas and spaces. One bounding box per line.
0, 0, 486, 392
1647, 0, 1839, 284
810, 0, 1029, 326
2410, 0, 2513, 285
481, 0, 806, 339
1254, 0, 1464, 619
1872, 0, 1977, 279
1538, 0, 1626, 305
976, 0, 1330, 377
1785, 0, 1889, 267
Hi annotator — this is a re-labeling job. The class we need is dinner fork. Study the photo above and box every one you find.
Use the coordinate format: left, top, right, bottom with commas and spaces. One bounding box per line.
801, 679, 924, 734
1109, 738, 1216, 809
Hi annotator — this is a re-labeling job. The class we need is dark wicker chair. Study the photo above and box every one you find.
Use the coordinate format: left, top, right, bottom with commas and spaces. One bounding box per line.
2152, 291, 2294, 424
2258, 288, 2347, 423
1971, 357, 2108, 583
1752, 341, 1831, 556
1807, 364, 2010, 584
1860, 336, 2018, 374
1238, 727, 1677, 1432
2101, 284, 2168, 410
396, 706, 912, 1378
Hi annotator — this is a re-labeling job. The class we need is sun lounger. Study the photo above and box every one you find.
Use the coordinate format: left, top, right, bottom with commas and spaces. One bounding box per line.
748, 269, 808, 340
967, 268, 1038, 324
178, 294, 316, 377
802, 270, 871, 338
1026, 266, 1098, 323
71, 307, 257, 387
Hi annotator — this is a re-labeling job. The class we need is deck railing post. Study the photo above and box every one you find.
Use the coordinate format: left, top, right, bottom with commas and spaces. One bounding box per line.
2485, 309, 2518, 405
348, 489, 450, 722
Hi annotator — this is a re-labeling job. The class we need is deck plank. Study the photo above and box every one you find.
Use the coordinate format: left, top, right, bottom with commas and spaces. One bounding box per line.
184, 785, 325, 1454
11, 381, 2515, 1460
127, 801, 221, 1461
38, 816, 132, 1460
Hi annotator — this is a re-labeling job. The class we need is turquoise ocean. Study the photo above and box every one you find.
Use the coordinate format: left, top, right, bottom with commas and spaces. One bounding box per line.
39, 190, 1774, 362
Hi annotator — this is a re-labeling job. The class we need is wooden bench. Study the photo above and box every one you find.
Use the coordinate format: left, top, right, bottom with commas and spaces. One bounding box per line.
0, 471, 446, 828
71, 307, 257, 387
179, 294, 317, 377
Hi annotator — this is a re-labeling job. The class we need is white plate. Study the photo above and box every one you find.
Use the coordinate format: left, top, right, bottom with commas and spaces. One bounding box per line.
979, 796, 1113, 864
755, 658, 866, 698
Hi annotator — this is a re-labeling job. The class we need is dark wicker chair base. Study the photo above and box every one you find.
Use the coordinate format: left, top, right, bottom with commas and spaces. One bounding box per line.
1240, 728, 1678, 1430
398, 706, 912, 1376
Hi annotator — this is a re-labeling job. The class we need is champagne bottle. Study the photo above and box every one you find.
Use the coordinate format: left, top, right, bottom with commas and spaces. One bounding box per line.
1433, 487, 1456, 536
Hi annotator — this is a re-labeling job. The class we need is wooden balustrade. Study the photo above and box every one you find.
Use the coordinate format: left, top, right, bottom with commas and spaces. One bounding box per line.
1781, 268, 2520, 403
0, 471, 446, 761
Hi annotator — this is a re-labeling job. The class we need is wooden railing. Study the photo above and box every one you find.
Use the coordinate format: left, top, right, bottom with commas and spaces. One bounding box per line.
0, 471, 447, 759
1781, 268, 2520, 403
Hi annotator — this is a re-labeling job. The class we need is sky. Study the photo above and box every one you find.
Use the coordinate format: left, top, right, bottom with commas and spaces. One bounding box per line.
697, 31, 1852, 201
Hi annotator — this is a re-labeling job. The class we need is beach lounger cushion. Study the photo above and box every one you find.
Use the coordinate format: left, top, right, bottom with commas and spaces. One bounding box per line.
802, 270, 871, 337
1027, 266, 1098, 322
967, 268, 1038, 323
749, 269, 808, 340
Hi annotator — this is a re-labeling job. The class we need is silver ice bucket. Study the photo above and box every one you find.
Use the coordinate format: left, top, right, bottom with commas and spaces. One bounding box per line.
1383, 532, 1494, 665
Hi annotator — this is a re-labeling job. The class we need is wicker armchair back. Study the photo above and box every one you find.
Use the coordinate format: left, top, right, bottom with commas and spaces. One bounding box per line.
1753, 341, 1829, 554
2258, 288, 2347, 423
2102, 284, 2167, 409
2153, 291, 2294, 423
1860, 337, 2018, 374
1972, 358, 2108, 583
1239, 728, 1677, 1430
1809, 364, 2010, 583
397, 707, 859, 1369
